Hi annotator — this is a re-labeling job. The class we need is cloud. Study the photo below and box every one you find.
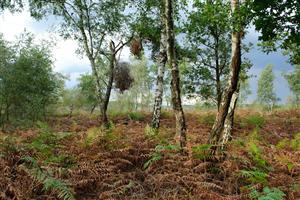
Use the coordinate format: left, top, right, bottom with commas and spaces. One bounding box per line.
0, 9, 294, 102
0, 10, 92, 87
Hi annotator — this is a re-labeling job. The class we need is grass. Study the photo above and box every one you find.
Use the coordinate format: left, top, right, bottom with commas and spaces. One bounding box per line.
240, 114, 265, 128
198, 113, 216, 126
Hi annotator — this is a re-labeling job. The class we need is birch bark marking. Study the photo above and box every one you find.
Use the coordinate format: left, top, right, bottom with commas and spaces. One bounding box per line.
151, 28, 167, 129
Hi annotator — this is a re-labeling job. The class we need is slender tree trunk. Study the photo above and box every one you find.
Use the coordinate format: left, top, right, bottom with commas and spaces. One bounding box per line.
90, 104, 96, 114
208, 0, 242, 153
151, 28, 167, 129
221, 88, 239, 146
101, 41, 116, 126
215, 38, 222, 110
165, 0, 187, 148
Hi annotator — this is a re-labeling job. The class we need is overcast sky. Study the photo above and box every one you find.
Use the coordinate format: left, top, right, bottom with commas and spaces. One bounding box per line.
0, 9, 294, 104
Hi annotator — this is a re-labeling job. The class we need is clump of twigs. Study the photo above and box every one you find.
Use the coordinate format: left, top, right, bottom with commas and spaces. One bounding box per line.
114, 62, 134, 93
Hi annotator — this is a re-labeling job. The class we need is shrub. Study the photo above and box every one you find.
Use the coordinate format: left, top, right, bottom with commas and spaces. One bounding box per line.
28, 122, 74, 167
199, 113, 216, 126
239, 169, 268, 185
247, 141, 268, 170
241, 114, 265, 128
22, 156, 75, 200
143, 144, 180, 170
128, 112, 145, 121
192, 144, 213, 160
83, 126, 102, 147
144, 124, 158, 138
276, 133, 300, 150
83, 123, 121, 150
249, 186, 286, 200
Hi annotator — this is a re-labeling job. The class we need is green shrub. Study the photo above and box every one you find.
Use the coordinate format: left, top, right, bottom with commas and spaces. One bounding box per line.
128, 112, 145, 121
247, 141, 268, 170
144, 124, 158, 138
22, 156, 75, 200
83, 122, 122, 150
199, 114, 216, 126
239, 169, 268, 185
249, 186, 286, 200
192, 144, 213, 160
242, 114, 265, 128
160, 111, 172, 118
143, 144, 180, 169
0, 135, 24, 156
276, 133, 300, 150
83, 126, 102, 147
28, 122, 74, 167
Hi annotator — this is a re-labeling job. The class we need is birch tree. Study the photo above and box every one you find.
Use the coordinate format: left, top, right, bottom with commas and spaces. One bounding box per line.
131, 0, 167, 129
29, 0, 129, 125
208, 0, 249, 153
165, 0, 187, 148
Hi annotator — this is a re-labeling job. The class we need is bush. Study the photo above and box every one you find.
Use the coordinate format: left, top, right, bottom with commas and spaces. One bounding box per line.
241, 114, 265, 128
249, 186, 286, 200
22, 156, 75, 200
128, 112, 145, 121
28, 122, 74, 167
192, 144, 213, 160
143, 144, 180, 170
83, 122, 121, 150
276, 133, 300, 150
239, 169, 268, 185
199, 113, 216, 126
0, 33, 64, 125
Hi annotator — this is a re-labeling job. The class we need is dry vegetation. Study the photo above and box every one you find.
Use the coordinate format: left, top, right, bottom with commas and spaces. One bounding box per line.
1, 109, 300, 200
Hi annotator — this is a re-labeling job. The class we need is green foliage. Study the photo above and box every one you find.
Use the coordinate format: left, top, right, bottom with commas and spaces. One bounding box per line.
0, 135, 24, 156
128, 112, 145, 121
240, 169, 268, 185
241, 114, 265, 128
0, 33, 64, 125
284, 65, 300, 107
257, 64, 278, 111
276, 133, 300, 151
248, 141, 268, 170
182, 0, 253, 106
83, 122, 120, 150
192, 144, 213, 160
0, 0, 23, 12
251, 0, 300, 64
143, 144, 180, 170
144, 124, 158, 138
183, 0, 232, 104
22, 156, 75, 200
28, 122, 74, 167
112, 58, 153, 113
249, 186, 286, 200
198, 114, 216, 126
83, 127, 102, 147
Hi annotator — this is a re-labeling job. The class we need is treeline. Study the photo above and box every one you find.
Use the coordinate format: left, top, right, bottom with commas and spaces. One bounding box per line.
0, 33, 64, 126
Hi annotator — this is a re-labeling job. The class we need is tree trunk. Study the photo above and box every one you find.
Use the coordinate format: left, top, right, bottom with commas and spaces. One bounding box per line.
151, 28, 167, 129
214, 36, 222, 110
220, 90, 239, 147
165, 0, 187, 148
208, 0, 242, 153
90, 104, 96, 114
101, 41, 116, 126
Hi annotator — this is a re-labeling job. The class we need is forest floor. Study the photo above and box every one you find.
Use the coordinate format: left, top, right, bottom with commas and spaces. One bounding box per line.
1, 109, 300, 200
